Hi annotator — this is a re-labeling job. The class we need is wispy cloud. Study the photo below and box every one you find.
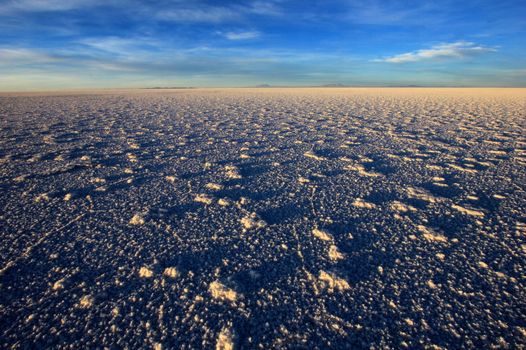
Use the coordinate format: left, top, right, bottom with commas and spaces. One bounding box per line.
0, 1, 282, 22
375, 41, 496, 63
248, 1, 282, 16
79, 36, 161, 56
346, 0, 445, 26
223, 31, 261, 40
0, 43, 357, 86
0, 0, 98, 13
157, 1, 282, 23
0, 48, 60, 63
158, 6, 240, 23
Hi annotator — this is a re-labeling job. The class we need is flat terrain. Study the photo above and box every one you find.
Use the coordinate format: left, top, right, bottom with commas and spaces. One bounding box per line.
1, 88, 525, 349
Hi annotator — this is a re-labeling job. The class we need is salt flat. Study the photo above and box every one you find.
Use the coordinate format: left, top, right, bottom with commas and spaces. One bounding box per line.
0, 88, 525, 349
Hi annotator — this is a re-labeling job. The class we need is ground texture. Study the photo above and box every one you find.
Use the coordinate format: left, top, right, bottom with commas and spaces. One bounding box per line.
1, 88, 525, 349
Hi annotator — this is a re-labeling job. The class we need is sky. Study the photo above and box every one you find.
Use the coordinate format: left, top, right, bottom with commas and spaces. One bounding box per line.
0, 0, 525, 90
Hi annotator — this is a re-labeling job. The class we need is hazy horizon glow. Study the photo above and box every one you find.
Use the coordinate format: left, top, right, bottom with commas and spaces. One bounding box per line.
0, 0, 525, 90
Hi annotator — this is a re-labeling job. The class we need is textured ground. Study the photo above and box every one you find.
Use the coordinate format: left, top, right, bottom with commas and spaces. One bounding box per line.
1, 88, 525, 349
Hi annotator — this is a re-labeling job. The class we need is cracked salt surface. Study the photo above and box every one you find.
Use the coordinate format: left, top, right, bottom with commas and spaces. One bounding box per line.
0, 88, 525, 348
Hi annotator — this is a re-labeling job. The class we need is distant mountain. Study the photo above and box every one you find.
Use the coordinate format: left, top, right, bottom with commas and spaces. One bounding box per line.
145, 86, 195, 89
319, 83, 348, 87
254, 84, 273, 88
384, 84, 425, 87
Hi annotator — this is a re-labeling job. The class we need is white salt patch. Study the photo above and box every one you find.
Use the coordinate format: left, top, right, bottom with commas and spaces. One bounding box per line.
139, 266, 153, 278
52, 278, 65, 290
478, 261, 489, 269
127, 153, 138, 162
451, 204, 485, 217
344, 163, 382, 177
425, 164, 443, 171
312, 228, 333, 241
224, 165, 242, 179
240, 213, 266, 230
195, 194, 213, 205
328, 245, 345, 261
436, 253, 446, 261
417, 225, 447, 243
209, 281, 238, 302
130, 214, 145, 225
390, 201, 416, 213
298, 176, 310, 183
206, 183, 223, 191
304, 151, 326, 161
352, 198, 376, 209
218, 198, 230, 206
318, 270, 350, 293
407, 187, 441, 203
448, 164, 477, 174
163, 267, 178, 278
216, 325, 235, 350
139, 266, 154, 278
427, 280, 438, 289
78, 295, 93, 308
34, 193, 49, 203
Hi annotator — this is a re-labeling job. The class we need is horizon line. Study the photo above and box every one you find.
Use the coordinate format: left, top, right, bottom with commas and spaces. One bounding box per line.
2, 85, 526, 94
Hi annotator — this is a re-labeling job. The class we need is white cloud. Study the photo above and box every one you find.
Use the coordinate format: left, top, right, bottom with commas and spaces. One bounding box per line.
224, 31, 261, 40
157, 1, 281, 23
0, 0, 282, 24
0, 0, 97, 13
80, 37, 157, 55
0, 48, 59, 63
344, 0, 454, 27
376, 41, 496, 63
248, 1, 282, 16
159, 7, 240, 23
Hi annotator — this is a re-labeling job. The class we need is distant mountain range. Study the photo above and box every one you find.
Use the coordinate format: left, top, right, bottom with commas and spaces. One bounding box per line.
145, 86, 195, 89
319, 83, 348, 87
253, 83, 428, 88
144, 84, 447, 89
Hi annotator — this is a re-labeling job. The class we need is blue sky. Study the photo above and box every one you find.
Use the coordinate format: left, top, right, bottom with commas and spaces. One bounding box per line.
0, 0, 525, 90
